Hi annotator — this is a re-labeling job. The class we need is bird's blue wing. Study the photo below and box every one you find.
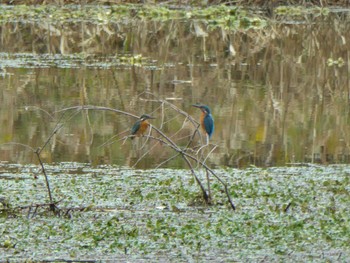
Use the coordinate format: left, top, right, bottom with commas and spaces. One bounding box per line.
131, 120, 141, 135
204, 114, 214, 138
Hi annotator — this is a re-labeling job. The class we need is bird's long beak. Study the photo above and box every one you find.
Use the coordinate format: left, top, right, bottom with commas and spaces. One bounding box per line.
147, 116, 156, 119
192, 104, 201, 108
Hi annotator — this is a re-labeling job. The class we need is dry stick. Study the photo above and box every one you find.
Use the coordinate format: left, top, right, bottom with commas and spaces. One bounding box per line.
57, 105, 140, 146
2, 108, 96, 214
186, 153, 236, 210
35, 109, 82, 212
155, 135, 197, 169
148, 130, 210, 204
137, 103, 164, 153
156, 108, 214, 201
32, 205, 39, 218
37, 111, 67, 155
0, 142, 34, 152
56, 105, 158, 153
161, 111, 188, 128
8, 110, 81, 213
134, 124, 191, 168
98, 129, 129, 148
148, 130, 235, 210
159, 101, 165, 130
146, 134, 236, 209
38, 109, 81, 155
84, 108, 94, 146
56, 105, 152, 167
154, 120, 197, 169
58, 105, 234, 209
154, 117, 195, 169
185, 151, 235, 210
17, 201, 61, 210
202, 145, 218, 203
139, 92, 203, 155
56, 105, 138, 119
181, 125, 215, 201
139, 124, 153, 151
0, 142, 57, 211
24, 106, 55, 120
202, 145, 218, 164
132, 127, 160, 168
151, 124, 195, 168
27, 206, 32, 219
141, 91, 199, 127
34, 148, 54, 209
155, 153, 181, 169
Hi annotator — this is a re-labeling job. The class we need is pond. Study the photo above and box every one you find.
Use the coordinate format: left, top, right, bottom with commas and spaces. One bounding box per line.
1, 4, 350, 262
1, 5, 350, 169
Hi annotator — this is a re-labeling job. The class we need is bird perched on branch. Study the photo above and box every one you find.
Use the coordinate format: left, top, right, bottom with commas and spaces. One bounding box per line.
130, 114, 155, 139
192, 104, 214, 144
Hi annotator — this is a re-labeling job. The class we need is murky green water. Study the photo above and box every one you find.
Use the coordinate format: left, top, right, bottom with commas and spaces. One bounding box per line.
1, 6, 350, 169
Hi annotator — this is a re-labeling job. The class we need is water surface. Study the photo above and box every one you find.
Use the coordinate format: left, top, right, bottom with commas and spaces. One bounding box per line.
1, 8, 350, 168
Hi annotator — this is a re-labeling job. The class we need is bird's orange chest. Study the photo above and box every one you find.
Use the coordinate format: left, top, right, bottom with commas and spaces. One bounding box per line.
137, 120, 150, 135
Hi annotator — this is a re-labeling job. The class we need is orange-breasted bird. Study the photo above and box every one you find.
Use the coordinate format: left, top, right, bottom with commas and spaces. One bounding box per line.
130, 114, 155, 139
192, 104, 214, 143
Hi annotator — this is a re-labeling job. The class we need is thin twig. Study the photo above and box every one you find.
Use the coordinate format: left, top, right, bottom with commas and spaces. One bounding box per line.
141, 91, 199, 126
38, 109, 74, 154
98, 130, 129, 148
56, 105, 138, 119
132, 127, 161, 168
140, 125, 153, 150
23, 105, 55, 120
146, 134, 209, 204
202, 144, 218, 202
135, 96, 235, 209
145, 133, 235, 210
0, 142, 34, 152
34, 148, 54, 210
57, 103, 235, 210
155, 153, 180, 169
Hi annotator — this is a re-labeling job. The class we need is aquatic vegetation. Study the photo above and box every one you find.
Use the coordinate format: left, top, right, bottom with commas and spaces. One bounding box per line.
275, 5, 330, 17
0, 52, 154, 69
0, 4, 265, 30
1, 163, 350, 261
327, 57, 345, 67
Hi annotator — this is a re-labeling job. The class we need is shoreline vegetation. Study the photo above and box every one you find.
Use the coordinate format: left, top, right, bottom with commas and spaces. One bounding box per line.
0, 1, 344, 29
1, 0, 350, 7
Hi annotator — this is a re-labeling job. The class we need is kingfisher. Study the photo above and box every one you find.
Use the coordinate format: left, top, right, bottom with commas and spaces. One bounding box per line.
192, 104, 214, 144
130, 114, 155, 139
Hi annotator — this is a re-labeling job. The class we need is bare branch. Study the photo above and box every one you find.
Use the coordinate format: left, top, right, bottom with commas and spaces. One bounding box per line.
0, 142, 35, 152
32, 148, 56, 212
148, 132, 235, 210
145, 134, 210, 204
155, 153, 180, 169
56, 105, 139, 119
23, 105, 55, 120
3, 99, 236, 211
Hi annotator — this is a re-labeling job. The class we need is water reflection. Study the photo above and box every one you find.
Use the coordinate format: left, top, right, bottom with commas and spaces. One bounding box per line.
1, 13, 350, 168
